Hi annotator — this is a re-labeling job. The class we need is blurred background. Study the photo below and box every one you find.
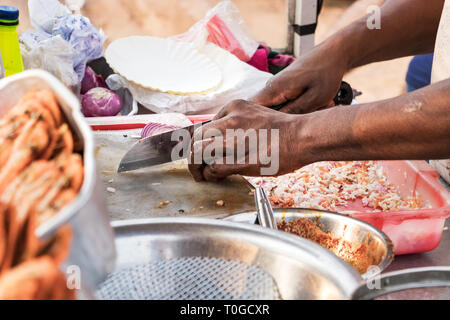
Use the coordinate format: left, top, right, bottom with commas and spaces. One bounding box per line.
8, 0, 411, 103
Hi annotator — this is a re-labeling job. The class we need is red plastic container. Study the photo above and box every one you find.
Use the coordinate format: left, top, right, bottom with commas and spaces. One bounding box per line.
342, 160, 450, 255
88, 115, 450, 255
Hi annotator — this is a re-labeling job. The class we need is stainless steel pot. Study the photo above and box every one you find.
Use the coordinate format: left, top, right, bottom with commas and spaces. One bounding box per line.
97, 218, 450, 300
0, 70, 116, 291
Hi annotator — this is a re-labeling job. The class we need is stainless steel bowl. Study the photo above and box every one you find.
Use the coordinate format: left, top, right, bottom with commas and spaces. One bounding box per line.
0, 70, 116, 291
225, 208, 394, 278
97, 218, 450, 300
97, 218, 362, 300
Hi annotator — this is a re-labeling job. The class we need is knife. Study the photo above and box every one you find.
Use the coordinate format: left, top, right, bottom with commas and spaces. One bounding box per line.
117, 81, 353, 173
117, 121, 208, 172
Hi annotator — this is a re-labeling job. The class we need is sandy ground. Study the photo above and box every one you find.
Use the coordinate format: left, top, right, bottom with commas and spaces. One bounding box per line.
10, 0, 411, 104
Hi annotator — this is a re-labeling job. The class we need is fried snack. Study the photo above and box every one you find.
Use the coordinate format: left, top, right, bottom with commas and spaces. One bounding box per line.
17, 90, 62, 127
0, 256, 72, 300
0, 203, 7, 268
53, 124, 74, 164
0, 91, 60, 168
0, 206, 17, 272
0, 162, 63, 271
36, 189, 77, 228
0, 117, 29, 167
36, 226, 73, 266
0, 119, 50, 194
0, 89, 81, 299
62, 154, 84, 192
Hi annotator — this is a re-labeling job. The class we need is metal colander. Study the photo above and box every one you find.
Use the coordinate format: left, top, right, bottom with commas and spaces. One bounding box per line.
95, 218, 362, 300
97, 257, 281, 300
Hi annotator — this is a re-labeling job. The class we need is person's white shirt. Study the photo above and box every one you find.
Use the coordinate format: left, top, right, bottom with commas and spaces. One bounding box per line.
430, 0, 450, 183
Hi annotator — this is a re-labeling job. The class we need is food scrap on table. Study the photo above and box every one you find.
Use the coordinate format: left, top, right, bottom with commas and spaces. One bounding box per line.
106, 187, 116, 193
216, 200, 225, 207
248, 161, 424, 212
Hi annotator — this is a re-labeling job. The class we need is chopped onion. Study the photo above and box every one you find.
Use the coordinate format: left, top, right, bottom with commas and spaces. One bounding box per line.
141, 122, 181, 139
82, 87, 123, 117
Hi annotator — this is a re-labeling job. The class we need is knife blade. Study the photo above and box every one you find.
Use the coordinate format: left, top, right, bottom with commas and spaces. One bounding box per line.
118, 81, 353, 173
117, 121, 211, 173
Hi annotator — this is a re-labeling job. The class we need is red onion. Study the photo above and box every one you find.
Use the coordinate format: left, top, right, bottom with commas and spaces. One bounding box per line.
82, 87, 123, 117
81, 66, 107, 94
141, 122, 181, 139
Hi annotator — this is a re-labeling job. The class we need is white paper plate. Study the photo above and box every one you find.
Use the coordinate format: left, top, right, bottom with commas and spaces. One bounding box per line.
105, 36, 222, 95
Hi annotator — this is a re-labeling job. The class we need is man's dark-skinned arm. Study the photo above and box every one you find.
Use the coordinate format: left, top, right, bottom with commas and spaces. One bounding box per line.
300, 80, 450, 164
189, 79, 450, 181
188, 0, 449, 181
251, 0, 445, 114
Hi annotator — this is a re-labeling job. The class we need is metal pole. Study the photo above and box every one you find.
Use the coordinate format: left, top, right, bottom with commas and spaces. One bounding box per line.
293, 0, 318, 57
286, 0, 297, 55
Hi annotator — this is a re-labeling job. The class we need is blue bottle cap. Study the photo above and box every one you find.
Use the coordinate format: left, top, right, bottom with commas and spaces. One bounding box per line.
0, 5, 19, 24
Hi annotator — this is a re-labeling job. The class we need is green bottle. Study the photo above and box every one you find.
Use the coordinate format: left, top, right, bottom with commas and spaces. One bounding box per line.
0, 5, 24, 77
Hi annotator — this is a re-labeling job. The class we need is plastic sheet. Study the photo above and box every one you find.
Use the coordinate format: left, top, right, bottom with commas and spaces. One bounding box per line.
171, 0, 259, 62
20, 0, 105, 89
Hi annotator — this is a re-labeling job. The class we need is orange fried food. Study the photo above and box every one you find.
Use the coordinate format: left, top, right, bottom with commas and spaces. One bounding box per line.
62, 154, 84, 192
53, 124, 74, 164
0, 203, 6, 268
17, 90, 62, 127
0, 115, 30, 167
36, 226, 73, 266
0, 119, 50, 194
36, 189, 77, 227
0, 91, 60, 165
0, 162, 63, 270
0, 256, 73, 300
0, 89, 80, 300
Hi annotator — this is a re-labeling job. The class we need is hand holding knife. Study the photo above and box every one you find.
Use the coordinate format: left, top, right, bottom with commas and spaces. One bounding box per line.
117, 81, 353, 173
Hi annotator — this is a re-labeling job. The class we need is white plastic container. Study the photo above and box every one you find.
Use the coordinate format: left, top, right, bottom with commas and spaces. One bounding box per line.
0, 70, 116, 293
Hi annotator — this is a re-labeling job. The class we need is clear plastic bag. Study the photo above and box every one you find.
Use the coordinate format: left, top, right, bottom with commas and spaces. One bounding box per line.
20, 0, 105, 89
171, 0, 259, 62
20, 35, 79, 91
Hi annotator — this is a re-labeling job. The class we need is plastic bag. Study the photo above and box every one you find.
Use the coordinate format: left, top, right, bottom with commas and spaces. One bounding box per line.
20, 35, 79, 91
171, 0, 259, 62
20, 0, 105, 88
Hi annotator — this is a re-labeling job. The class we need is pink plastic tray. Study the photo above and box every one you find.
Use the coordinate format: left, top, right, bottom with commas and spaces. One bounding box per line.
341, 160, 450, 255
88, 115, 450, 255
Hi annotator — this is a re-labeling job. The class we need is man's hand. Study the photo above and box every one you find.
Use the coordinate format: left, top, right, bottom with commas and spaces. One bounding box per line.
188, 100, 309, 182
251, 43, 347, 114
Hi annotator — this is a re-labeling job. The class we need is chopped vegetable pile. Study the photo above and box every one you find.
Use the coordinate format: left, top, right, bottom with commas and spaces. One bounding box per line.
248, 161, 423, 212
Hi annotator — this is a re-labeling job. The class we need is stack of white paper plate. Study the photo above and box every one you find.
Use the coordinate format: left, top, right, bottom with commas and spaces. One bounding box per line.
105, 36, 222, 95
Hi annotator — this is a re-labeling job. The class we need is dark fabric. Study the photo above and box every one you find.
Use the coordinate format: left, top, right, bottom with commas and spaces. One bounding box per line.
248, 44, 295, 75
406, 54, 434, 90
